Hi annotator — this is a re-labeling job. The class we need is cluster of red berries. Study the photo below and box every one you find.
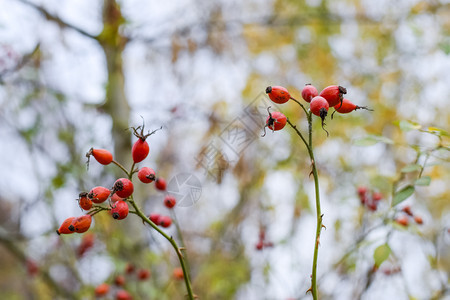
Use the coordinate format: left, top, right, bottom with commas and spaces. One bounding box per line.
395, 205, 423, 227
94, 263, 150, 299
357, 186, 383, 211
57, 124, 174, 235
264, 85, 372, 135
255, 228, 274, 251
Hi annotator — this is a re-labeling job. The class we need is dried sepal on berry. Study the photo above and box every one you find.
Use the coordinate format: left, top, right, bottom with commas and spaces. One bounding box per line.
130, 122, 162, 163
113, 178, 134, 198
88, 186, 111, 204
78, 192, 93, 210
310, 96, 329, 136
57, 217, 76, 235
261, 106, 287, 137
110, 200, 129, 220
138, 167, 156, 183
319, 85, 347, 107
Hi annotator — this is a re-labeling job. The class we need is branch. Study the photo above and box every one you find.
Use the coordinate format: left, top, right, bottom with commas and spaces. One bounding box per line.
17, 0, 98, 41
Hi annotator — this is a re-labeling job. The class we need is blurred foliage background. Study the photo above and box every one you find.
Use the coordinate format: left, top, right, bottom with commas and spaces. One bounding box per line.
0, 0, 449, 299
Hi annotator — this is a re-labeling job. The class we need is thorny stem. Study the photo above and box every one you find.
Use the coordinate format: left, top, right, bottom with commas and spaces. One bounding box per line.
171, 209, 191, 274
287, 107, 323, 300
128, 197, 195, 300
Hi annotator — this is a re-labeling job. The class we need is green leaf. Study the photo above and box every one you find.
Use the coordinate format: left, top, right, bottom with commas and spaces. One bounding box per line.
392, 185, 415, 206
373, 243, 391, 267
401, 164, 422, 173
399, 120, 421, 131
353, 135, 394, 146
415, 176, 431, 186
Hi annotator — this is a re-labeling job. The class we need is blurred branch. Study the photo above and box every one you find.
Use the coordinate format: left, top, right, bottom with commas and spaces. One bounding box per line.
17, 0, 98, 40
0, 43, 40, 83
0, 228, 76, 299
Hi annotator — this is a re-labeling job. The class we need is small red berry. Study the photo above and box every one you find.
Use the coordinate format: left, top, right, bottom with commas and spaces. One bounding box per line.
301, 84, 318, 103
130, 123, 162, 163
116, 289, 132, 300
57, 217, 76, 235
266, 111, 287, 131
78, 192, 93, 210
367, 201, 378, 211
111, 201, 129, 220
414, 215, 423, 225
159, 215, 172, 228
88, 186, 111, 204
173, 267, 184, 280
114, 178, 134, 198
88, 148, 113, 165
77, 233, 95, 257
149, 213, 161, 225
114, 275, 126, 286
372, 192, 383, 202
402, 205, 413, 216
357, 186, 367, 196
310, 96, 329, 135
164, 195, 177, 209
319, 85, 347, 107
137, 269, 151, 280
95, 283, 110, 297
26, 259, 39, 276
265, 86, 291, 104
333, 98, 372, 114
132, 139, 149, 163
255, 240, 264, 250
395, 216, 409, 227
125, 263, 135, 274
310, 96, 329, 117
138, 167, 156, 183
155, 177, 167, 191
71, 215, 92, 233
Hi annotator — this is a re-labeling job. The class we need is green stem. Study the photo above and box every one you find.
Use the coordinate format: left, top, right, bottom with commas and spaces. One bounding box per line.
129, 162, 137, 180
112, 160, 130, 177
128, 197, 195, 300
286, 119, 310, 153
287, 110, 322, 300
171, 210, 191, 274
290, 97, 309, 116
309, 138, 322, 300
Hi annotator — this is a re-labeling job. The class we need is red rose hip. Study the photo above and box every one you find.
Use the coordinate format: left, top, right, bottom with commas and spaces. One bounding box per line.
155, 177, 167, 191
88, 186, 111, 204
266, 111, 287, 131
111, 200, 129, 220
319, 85, 347, 107
265, 86, 291, 104
138, 167, 156, 183
114, 178, 134, 198
89, 148, 113, 165
57, 217, 76, 235
301, 84, 318, 103
164, 195, 176, 208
